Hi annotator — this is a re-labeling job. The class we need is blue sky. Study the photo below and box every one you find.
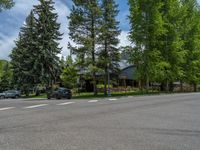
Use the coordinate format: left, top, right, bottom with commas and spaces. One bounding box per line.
0, 0, 130, 60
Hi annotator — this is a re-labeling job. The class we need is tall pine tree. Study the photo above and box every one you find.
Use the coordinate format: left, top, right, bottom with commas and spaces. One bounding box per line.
68, 0, 101, 95
99, 0, 121, 96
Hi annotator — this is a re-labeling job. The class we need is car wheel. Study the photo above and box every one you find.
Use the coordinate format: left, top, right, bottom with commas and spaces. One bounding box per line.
15, 95, 19, 99
56, 95, 61, 99
0, 95, 5, 99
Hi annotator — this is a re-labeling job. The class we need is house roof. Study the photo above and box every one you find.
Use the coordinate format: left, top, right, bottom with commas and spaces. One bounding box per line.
119, 65, 137, 80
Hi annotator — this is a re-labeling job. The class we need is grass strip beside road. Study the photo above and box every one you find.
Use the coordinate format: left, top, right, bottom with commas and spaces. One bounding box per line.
22, 91, 148, 99
22, 91, 155, 100
73, 91, 160, 99
21, 94, 47, 99
22, 91, 191, 100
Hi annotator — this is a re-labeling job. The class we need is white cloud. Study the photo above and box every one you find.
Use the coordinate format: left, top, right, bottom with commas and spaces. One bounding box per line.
54, 0, 71, 57
118, 31, 131, 47
0, 33, 17, 60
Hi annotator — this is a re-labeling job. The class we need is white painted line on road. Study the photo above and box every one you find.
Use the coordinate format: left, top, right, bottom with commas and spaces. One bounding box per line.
128, 96, 133, 98
108, 98, 118, 101
0, 107, 15, 111
24, 104, 48, 109
88, 100, 98, 103
57, 102, 75, 106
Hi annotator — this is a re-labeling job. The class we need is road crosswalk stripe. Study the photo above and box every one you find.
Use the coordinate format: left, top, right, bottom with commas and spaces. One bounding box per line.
24, 104, 48, 109
108, 98, 118, 101
0, 107, 15, 111
57, 102, 75, 106
0, 98, 120, 111
88, 100, 98, 103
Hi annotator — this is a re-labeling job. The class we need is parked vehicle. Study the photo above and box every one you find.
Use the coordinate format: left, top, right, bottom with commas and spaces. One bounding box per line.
47, 88, 72, 99
0, 92, 5, 99
4, 90, 21, 99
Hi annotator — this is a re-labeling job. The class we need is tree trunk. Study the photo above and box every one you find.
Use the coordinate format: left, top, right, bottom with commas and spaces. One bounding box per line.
91, 14, 97, 96
93, 73, 97, 96
166, 80, 169, 93
146, 76, 149, 93
139, 80, 143, 92
104, 39, 108, 96
180, 81, 183, 92
169, 82, 174, 92
104, 67, 108, 96
193, 83, 197, 92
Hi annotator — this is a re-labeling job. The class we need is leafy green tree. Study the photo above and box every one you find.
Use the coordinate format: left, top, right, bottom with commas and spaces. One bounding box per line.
60, 56, 78, 89
128, 0, 166, 91
0, 62, 12, 92
0, 0, 14, 12
0, 60, 7, 77
68, 0, 101, 95
33, 0, 63, 89
181, 0, 200, 91
160, 0, 187, 92
99, 0, 121, 96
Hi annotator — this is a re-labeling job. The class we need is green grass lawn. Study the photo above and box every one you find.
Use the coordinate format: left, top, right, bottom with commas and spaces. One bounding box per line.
21, 94, 47, 99
21, 90, 160, 100
73, 91, 160, 99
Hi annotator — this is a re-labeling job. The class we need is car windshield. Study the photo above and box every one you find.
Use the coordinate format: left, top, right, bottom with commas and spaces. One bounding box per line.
5, 90, 15, 93
57, 88, 65, 92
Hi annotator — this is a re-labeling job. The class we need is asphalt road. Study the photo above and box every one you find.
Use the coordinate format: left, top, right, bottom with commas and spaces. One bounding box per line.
0, 93, 200, 150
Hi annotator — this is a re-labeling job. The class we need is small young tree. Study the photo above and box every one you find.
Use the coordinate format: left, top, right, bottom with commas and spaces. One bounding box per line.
0, 62, 12, 92
60, 56, 78, 89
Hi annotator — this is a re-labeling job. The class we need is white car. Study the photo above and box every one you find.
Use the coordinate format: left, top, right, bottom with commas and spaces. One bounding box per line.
0, 92, 5, 99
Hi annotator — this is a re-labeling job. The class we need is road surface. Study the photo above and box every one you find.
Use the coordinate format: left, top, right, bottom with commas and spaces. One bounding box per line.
0, 93, 200, 150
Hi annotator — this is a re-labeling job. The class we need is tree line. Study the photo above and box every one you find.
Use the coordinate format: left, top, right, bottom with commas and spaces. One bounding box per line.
128, 0, 200, 92
1, 0, 200, 95
8, 0, 120, 96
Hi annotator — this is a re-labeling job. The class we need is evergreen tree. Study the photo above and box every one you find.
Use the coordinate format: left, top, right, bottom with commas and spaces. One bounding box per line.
99, 0, 121, 96
68, 0, 101, 95
10, 11, 37, 95
33, 0, 63, 89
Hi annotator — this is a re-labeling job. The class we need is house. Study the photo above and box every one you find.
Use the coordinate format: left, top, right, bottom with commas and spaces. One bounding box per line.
119, 65, 138, 87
